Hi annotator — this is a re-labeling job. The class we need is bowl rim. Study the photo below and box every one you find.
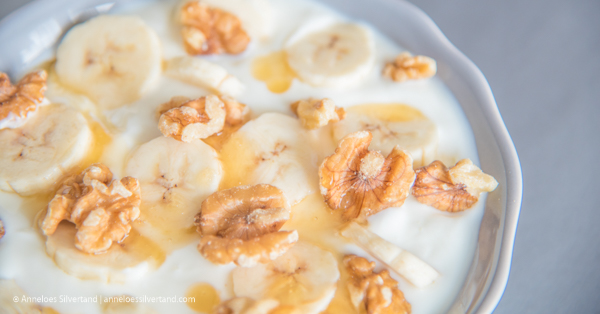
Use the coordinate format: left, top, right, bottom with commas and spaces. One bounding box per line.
0, 0, 523, 313
384, 1, 523, 312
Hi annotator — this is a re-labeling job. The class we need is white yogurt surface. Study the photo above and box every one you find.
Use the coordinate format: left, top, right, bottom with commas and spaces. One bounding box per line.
0, 0, 485, 313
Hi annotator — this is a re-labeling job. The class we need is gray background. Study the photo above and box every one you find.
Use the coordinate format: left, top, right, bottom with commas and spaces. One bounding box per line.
1, 0, 599, 313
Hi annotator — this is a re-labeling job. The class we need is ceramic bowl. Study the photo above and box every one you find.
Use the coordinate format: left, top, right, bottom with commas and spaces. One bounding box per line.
0, 0, 523, 312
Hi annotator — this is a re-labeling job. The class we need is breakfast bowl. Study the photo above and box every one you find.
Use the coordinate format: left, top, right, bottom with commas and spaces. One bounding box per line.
0, 0, 522, 313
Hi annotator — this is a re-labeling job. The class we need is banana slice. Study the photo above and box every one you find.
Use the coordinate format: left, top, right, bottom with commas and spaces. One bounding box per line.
124, 136, 222, 246
177, 0, 273, 39
285, 23, 374, 88
164, 56, 245, 97
0, 279, 44, 313
232, 242, 339, 314
219, 113, 318, 206
55, 15, 161, 109
45, 222, 164, 283
333, 112, 438, 167
341, 222, 439, 288
0, 104, 92, 195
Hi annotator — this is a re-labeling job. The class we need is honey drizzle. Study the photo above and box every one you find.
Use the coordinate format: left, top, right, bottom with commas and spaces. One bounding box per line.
185, 283, 221, 313
252, 51, 297, 93
217, 132, 258, 190
118, 228, 166, 267
347, 103, 426, 122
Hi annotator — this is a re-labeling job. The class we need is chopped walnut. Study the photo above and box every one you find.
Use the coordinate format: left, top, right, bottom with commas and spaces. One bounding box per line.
221, 95, 251, 127
0, 71, 47, 130
0, 218, 4, 240
155, 96, 190, 120
412, 159, 497, 212
290, 98, 346, 130
449, 159, 499, 196
319, 131, 415, 221
195, 184, 298, 267
383, 52, 436, 82
159, 95, 226, 142
344, 255, 411, 314
180, 1, 250, 55
214, 297, 300, 314
157, 95, 249, 126
41, 164, 141, 254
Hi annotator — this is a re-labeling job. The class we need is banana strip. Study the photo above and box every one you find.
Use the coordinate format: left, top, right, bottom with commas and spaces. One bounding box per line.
340, 222, 439, 288
164, 56, 244, 97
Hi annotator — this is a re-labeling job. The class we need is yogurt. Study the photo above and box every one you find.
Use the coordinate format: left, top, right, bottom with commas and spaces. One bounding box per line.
0, 0, 485, 313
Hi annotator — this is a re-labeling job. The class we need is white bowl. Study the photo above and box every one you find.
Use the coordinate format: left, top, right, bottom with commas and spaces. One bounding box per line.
0, 0, 523, 313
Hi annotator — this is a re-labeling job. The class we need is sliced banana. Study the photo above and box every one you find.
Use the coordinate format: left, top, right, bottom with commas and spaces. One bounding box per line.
45, 222, 163, 283
124, 136, 222, 246
0, 279, 44, 313
341, 222, 439, 288
333, 112, 438, 167
164, 56, 245, 97
0, 104, 92, 195
232, 242, 339, 314
55, 15, 162, 109
219, 113, 318, 206
177, 0, 273, 39
285, 23, 374, 88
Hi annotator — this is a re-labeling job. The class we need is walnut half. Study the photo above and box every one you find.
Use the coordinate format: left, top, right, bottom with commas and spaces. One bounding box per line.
383, 52, 436, 82
319, 131, 415, 221
0, 70, 47, 130
290, 98, 345, 130
195, 184, 298, 267
180, 1, 250, 55
344, 255, 411, 314
41, 164, 141, 254
158, 95, 226, 142
412, 159, 498, 212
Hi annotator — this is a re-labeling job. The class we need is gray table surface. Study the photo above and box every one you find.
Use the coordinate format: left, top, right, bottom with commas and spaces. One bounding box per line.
1, 0, 599, 313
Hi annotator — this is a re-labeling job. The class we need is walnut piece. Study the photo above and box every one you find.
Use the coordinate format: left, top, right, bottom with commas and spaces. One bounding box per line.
383, 52, 436, 82
195, 184, 298, 267
319, 131, 415, 221
180, 1, 250, 55
41, 163, 141, 254
449, 159, 499, 196
159, 95, 226, 142
412, 159, 497, 212
157, 95, 249, 126
290, 98, 346, 130
0, 218, 4, 240
344, 255, 411, 314
155, 96, 190, 120
0, 70, 47, 130
214, 297, 300, 314
221, 95, 251, 128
